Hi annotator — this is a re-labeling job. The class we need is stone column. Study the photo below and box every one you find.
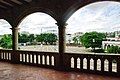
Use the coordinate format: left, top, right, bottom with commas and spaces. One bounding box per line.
10, 27, 20, 64
10, 27, 20, 50
56, 22, 67, 70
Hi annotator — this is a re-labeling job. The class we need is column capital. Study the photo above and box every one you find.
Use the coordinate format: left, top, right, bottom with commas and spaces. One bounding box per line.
56, 22, 68, 27
10, 27, 20, 30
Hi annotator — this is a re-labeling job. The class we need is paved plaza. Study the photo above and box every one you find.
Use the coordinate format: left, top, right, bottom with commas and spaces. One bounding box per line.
19, 45, 92, 54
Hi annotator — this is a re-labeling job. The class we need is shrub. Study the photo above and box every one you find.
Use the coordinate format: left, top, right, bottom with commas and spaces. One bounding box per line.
107, 45, 120, 54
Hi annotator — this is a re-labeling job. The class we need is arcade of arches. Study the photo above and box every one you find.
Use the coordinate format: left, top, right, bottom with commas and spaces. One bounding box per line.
0, 0, 120, 78
0, 0, 119, 52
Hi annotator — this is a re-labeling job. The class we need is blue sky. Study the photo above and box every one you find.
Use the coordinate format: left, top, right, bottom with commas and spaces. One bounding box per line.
0, 1, 120, 35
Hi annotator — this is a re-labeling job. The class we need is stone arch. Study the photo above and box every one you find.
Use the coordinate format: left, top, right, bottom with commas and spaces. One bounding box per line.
65, 1, 120, 53
15, 7, 57, 28
0, 18, 13, 28
64, 0, 120, 22
18, 12, 57, 28
17, 12, 58, 52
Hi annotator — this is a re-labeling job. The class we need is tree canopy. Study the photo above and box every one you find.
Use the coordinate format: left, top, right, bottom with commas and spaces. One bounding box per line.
72, 36, 81, 45
36, 33, 57, 45
80, 31, 106, 50
28, 34, 35, 43
0, 34, 12, 49
18, 32, 57, 45
18, 33, 29, 43
18, 33, 35, 43
0, 32, 57, 49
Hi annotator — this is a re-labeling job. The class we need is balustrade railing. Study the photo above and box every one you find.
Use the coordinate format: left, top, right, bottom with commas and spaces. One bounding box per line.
18, 51, 59, 68
0, 49, 12, 62
64, 53, 120, 76
0, 49, 59, 69
0, 49, 120, 76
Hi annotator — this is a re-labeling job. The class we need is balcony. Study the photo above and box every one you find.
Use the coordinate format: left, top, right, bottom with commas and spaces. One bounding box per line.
0, 0, 120, 79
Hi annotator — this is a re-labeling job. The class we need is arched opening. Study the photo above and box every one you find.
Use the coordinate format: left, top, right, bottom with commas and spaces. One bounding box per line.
18, 12, 58, 52
65, 1, 120, 73
66, 1, 120, 54
90, 58, 94, 70
104, 59, 109, 71
83, 58, 87, 69
112, 59, 117, 72
71, 57, 74, 68
0, 19, 12, 50
97, 59, 101, 71
77, 58, 80, 69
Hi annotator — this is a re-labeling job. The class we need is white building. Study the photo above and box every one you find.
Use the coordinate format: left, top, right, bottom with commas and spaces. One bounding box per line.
102, 31, 120, 50
66, 34, 72, 44
102, 41, 120, 50
66, 32, 83, 44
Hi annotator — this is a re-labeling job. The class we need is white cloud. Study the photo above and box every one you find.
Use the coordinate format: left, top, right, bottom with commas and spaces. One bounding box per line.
19, 12, 57, 34
67, 1, 120, 34
0, 19, 12, 35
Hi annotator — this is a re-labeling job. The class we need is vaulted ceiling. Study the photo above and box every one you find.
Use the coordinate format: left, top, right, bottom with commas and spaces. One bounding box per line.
0, 0, 78, 26
0, 0, 31, 10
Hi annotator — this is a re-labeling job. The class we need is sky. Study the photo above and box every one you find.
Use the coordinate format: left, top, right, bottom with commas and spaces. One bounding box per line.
66, 1, 120, 34
0, 1, 120, 35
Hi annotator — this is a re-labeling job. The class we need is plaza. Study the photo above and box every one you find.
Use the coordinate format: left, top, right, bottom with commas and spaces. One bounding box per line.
19, 45, 92, 53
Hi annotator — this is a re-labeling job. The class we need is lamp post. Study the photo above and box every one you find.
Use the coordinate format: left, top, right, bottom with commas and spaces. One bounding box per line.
93, 39, 95, 43
92, 39, 95, 51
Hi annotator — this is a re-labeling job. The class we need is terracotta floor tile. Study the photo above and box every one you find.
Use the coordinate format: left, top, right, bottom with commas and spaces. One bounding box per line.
0, 62, 119, 80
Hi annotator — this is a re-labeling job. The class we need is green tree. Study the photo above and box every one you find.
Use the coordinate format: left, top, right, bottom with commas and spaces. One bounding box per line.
107, 45, 120, 54
0, 34, 12, 49
36, 33, 57, 45
28, 34, 35, 43
43, 33, 49, 44
73, 36, 79, 44
18, 33, 29, 43
36, 34, 45, 44
80, 31, 106, 51
73, 36, 82, 45
47, 33, 57, 45
111, 32, 115, 38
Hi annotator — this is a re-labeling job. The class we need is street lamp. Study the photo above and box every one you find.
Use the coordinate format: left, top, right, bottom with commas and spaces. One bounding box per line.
93, 39, 95, 43
92, 39, 95, 51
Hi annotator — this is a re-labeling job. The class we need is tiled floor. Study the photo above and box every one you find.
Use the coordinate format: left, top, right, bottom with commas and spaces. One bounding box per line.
0, 62, 119, 80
